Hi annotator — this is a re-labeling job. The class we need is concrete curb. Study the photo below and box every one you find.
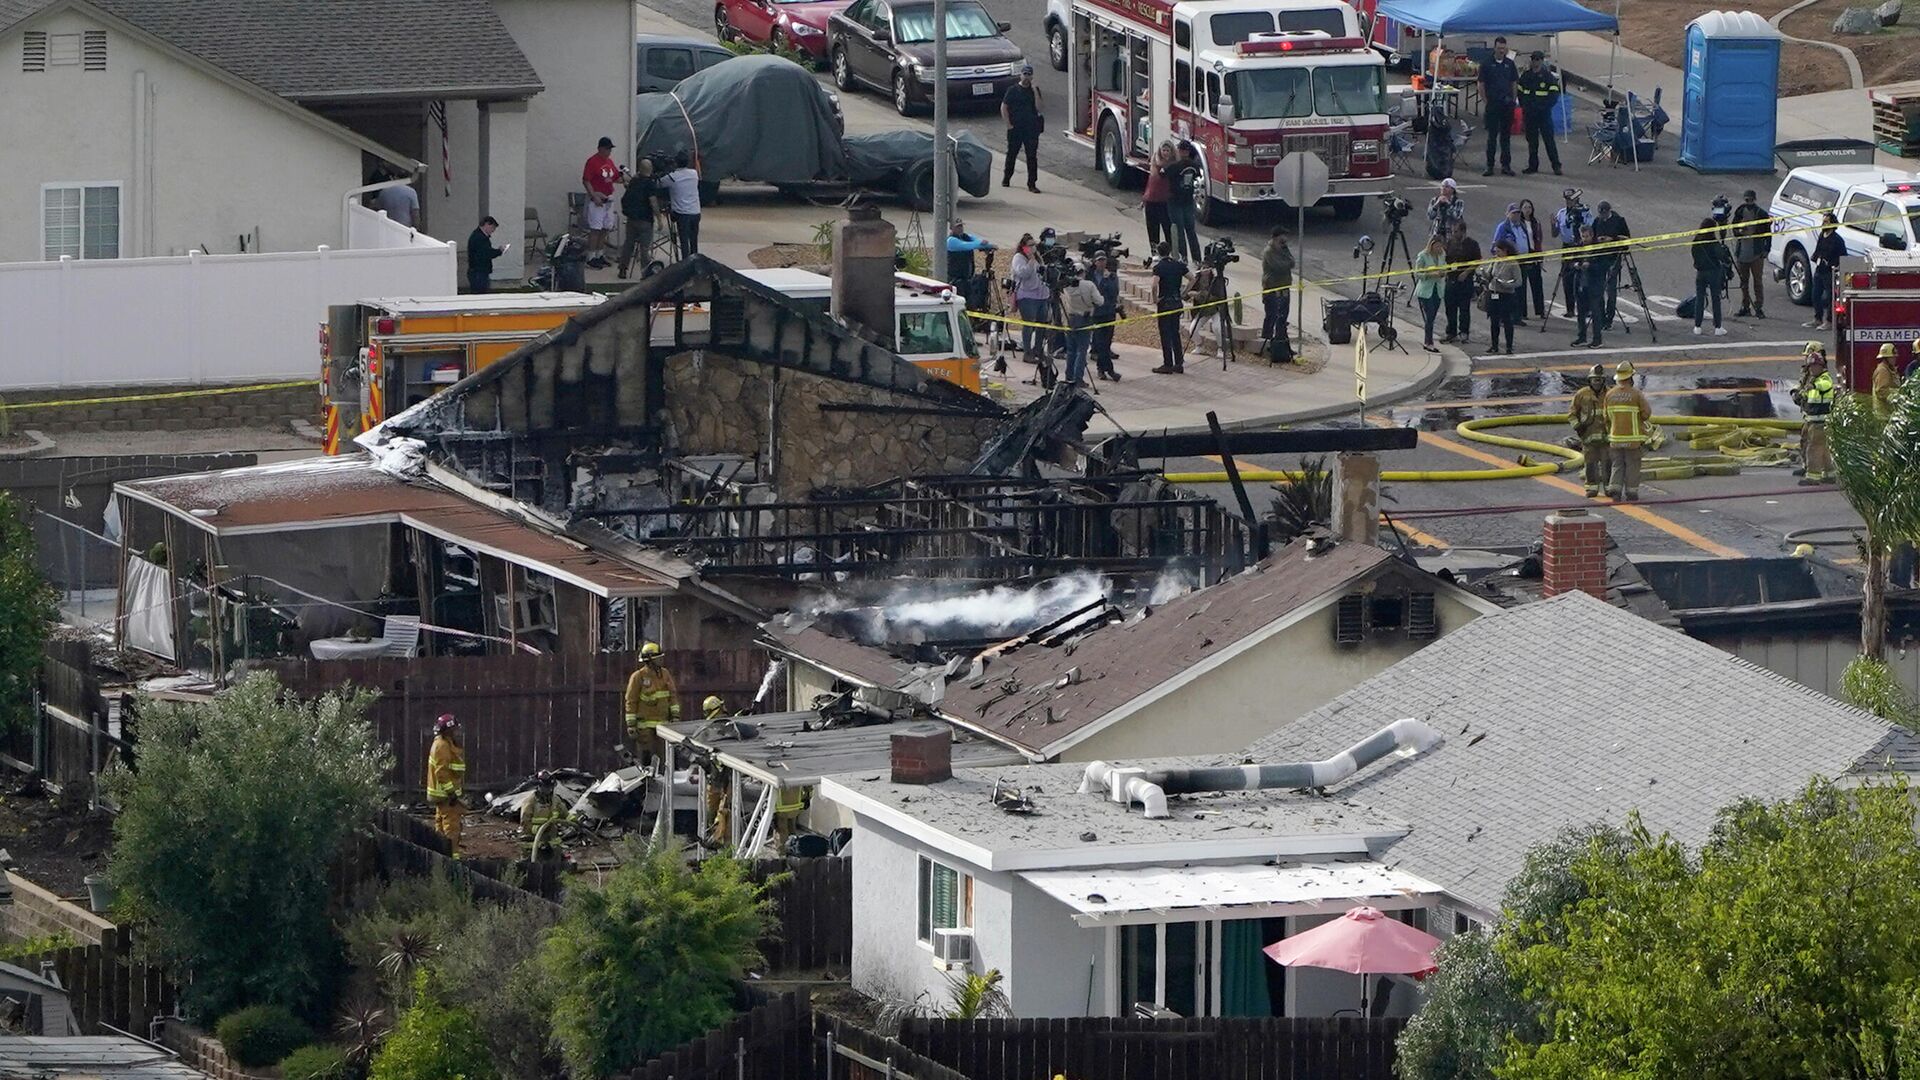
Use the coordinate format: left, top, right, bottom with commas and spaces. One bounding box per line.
0, 429, 55, 457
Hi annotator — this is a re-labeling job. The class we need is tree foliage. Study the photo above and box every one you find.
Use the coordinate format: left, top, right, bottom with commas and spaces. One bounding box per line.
1842, 655, 1920, 731
0, 493, 55, 733
1500, 779, 1920, 1079
368, 970, 495, 1080
105, 673, 389, 1019
1828, 376, 1920, 659
541, 844, 778, 1078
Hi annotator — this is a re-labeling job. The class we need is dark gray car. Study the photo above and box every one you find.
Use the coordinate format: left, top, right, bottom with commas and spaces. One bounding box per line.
828, 0, 1024, 115
635, 34, 734, 94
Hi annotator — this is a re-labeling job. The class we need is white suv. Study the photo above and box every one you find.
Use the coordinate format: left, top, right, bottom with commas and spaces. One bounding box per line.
1768, 165, 1920, 306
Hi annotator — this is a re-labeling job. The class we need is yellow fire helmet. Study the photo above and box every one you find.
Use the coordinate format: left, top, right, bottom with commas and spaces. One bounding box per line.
1880, 343, 1898, 359
640, 641, 663, 658
702, 695, 725, 716
1614, 361, 1635, 381
1804, 340, 1824, 357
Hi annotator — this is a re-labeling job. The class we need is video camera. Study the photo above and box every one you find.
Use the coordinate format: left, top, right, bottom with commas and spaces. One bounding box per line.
1380, 193, 1413, 228
1200, 237, 1238, 269
1560, 188, 1590, 235
1078, 232, 1129, 262
1037, 243, 1082, 288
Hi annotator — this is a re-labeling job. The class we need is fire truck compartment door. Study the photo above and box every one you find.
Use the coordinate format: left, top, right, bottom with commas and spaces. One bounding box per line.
1150, 38, 1171, 155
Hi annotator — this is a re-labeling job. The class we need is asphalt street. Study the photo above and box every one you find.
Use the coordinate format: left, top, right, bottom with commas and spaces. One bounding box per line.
650, 0, 1816, 357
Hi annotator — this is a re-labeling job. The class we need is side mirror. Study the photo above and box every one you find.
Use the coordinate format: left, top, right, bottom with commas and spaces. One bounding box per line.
872, 25, 890, 41
1882, 231, 1907, 251
1216, 95, 1236, 126
996, 20, 1012, 31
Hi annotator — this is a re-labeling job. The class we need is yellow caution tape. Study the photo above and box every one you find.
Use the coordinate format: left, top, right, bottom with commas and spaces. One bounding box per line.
0, 380, 317, 411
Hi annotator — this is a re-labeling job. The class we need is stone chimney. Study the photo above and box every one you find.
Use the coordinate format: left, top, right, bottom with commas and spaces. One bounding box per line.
1332, 452, 1381, 544
1542, 509, 1609, 599
891, 724, 952, 785
832, 205, 897, 350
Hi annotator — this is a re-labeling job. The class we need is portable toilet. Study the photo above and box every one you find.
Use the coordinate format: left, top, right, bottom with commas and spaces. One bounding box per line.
1679, 11, 1782, 172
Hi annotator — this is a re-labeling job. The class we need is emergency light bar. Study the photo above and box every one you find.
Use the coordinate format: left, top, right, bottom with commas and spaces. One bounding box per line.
1236, 31, 1364, 55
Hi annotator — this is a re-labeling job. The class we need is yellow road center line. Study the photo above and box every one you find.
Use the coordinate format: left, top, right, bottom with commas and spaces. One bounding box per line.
1473, 354, 1800, 376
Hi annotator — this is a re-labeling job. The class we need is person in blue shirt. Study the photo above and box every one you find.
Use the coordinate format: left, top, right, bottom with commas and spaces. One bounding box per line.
945, 219, 994, 289
1490, 203, 1533, 325
1478, 37, 1519, 177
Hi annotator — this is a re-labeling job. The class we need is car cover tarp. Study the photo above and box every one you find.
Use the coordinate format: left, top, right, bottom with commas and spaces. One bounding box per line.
634, 54, 849, 183
844, 129, 995, 197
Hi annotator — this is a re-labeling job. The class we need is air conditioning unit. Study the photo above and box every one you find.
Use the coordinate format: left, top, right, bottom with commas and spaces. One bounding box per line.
931, 928, 974, 970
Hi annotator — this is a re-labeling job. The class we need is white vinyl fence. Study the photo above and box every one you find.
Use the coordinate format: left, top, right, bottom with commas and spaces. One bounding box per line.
0, 205, 455, 390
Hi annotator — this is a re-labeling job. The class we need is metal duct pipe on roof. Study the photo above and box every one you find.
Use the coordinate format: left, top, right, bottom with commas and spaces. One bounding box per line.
1079, 719, 1443, 818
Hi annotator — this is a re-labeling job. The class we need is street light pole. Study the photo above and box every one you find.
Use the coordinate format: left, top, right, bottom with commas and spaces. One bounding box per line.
932, 0, 951, 267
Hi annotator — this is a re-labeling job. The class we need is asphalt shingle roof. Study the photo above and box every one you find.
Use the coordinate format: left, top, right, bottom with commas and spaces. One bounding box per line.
3, 0, 542, 100
1235, 590, 1920, 914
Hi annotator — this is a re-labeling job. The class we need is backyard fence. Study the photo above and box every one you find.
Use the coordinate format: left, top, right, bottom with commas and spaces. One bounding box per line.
6, 637, 125, 794
15, 930, 178, 1039
616, 989, 816, 1080
895, 1015, 1406, 1080
750, 855, 852, 974
268, 649, 767, 794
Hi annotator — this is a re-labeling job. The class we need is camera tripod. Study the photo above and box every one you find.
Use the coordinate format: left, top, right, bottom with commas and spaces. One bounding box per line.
1605, 249, 1658, 341
1185, 262, 1236, 370
1377, 218, 1418, 304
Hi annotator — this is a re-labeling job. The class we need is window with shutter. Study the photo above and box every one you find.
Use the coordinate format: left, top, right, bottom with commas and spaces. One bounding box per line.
83, 30, 106, 70
21, 31, 47, 71
916, 855, 971, 943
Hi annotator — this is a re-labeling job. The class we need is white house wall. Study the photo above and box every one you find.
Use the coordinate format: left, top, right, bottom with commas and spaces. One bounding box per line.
1064, 589, 1487, 761
0, 10, 364, 262
851, 815, 1014, 1014
1006, 872, 1109, 1017
494, 0, 635, 254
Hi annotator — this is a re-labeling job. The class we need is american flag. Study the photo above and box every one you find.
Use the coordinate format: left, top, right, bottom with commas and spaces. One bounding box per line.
428, 100, 450, 196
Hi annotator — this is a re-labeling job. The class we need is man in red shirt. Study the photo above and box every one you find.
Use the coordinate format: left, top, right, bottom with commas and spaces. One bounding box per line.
582, 136, 623, 269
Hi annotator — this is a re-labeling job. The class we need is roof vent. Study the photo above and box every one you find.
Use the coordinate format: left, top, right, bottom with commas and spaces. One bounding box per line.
1407, 591, 1437, 639
83, 30, 106, 71
1334, 594, 1364, 644
21, 31, 46, 72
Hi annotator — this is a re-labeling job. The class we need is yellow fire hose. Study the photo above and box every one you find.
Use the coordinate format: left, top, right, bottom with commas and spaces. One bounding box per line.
1159, 414, 1805, 484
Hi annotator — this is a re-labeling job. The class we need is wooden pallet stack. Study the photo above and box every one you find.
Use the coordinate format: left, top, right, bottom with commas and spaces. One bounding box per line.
1871, 81, 1920, 158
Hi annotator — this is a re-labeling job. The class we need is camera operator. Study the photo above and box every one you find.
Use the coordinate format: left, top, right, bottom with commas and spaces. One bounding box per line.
1089, 253, 1121, 381
1428, 178, 1466, 237
1010, 233, 1052, 366
946, 218, 994, 291
1573, 224, 1614, 349
1552, 188, 1588, 318
1261, 226, 1295, 349
1591, 200, 1630, 327
1689, 216, 1731, 336
1442, 220, 1480, 344
1150, 242, 1189, 374
1058, 259, 1104, 388
616, 158, 660, 280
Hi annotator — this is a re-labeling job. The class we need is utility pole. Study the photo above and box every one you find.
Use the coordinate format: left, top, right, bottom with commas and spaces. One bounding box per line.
931, 0, 951, 266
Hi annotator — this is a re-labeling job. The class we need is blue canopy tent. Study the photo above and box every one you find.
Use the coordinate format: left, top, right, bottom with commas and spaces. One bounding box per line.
1375, 0, 1625, 93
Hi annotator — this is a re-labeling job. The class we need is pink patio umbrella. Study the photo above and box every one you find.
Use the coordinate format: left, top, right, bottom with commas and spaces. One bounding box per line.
1263, 905, 1442, 1016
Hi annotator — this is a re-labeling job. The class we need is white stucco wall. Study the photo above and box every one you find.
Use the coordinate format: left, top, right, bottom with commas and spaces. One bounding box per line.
1006, 873, 1110, 1017
851, 815, 1014, 1014
1063, 587, 1490, 761
0, 11, 366, 262
494, 0, 635, 245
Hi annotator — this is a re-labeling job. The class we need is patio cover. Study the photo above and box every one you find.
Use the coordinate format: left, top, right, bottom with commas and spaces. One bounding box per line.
1019, 862, 1443, 927
1374, 0, 1618, 33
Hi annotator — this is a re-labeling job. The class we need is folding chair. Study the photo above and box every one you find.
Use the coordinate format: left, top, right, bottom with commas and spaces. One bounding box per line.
380, 614, 421, 658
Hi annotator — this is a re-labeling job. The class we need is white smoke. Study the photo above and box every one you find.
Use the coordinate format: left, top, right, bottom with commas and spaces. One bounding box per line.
1145, 569, 1196, 606
880, 572, 1109, 639
752, 658, 785, 708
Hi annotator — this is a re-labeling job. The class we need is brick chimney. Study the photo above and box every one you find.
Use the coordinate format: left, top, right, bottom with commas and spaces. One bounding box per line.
891, 724, 952, 785
1542, 509, 1608, 599
831, 205, 897, 350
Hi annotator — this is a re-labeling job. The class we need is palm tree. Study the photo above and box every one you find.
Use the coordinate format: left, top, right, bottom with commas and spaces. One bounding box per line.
1826, 372, 1920, 660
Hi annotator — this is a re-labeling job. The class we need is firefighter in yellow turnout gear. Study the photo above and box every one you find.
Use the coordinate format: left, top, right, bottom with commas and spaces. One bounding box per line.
1569, 363, 1614, 498
1873, 342, 1900, 419
699, 695, 733, 848
1604, 362, 1654, 502
1794, 349, 1836, 484
426, 713, 467, 855
623, 642, 680, 773
521, 770, 564, 861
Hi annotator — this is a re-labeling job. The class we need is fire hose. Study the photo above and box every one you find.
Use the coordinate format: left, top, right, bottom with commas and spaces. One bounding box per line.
1158, 414, 1806, 484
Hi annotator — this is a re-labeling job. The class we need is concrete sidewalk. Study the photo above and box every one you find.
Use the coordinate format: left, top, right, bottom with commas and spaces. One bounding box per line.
590, 1, 1454, 433
1553, 30, 1881, 157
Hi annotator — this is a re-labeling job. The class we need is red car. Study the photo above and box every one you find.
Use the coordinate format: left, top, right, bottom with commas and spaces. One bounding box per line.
715, 0, 850, 62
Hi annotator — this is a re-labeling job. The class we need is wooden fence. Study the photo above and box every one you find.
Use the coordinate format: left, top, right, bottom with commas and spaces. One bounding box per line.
268, 649, 766, 793
818, 1013, 974, 1080
896, 1016, 1406, 1080
17, 930, 178, 1038
617, 989, 816, 1080
8, 637, 124, 792
750, 856, 852, 974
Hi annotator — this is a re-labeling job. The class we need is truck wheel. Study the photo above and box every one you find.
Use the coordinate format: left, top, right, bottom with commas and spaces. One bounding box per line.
1784, 247, 1811, 306
1048, 20, 1068, 71
1098, 116, 1134, 189
1193, 163, 1231, 227
900, 161, 935, 211
1332, 197, 1365, 221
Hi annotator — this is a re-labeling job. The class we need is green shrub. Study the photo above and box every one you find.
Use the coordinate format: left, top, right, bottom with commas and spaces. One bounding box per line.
542, 844, 778, 1078
281, 1044, 355, 1080
369, 972, 494, 1080
0, 492, 56, 734
215, 1004, 314, 1067
433, 900, 561, 1080
1843, 654, 1919, 730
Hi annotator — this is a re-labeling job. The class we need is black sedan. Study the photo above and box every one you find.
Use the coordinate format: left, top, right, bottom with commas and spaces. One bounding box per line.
828, 0, 1025, 115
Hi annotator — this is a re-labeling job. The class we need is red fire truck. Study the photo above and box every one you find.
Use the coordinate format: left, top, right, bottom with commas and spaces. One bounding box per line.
1065, 0, 1390, 224
1833, 250, 1920, 391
